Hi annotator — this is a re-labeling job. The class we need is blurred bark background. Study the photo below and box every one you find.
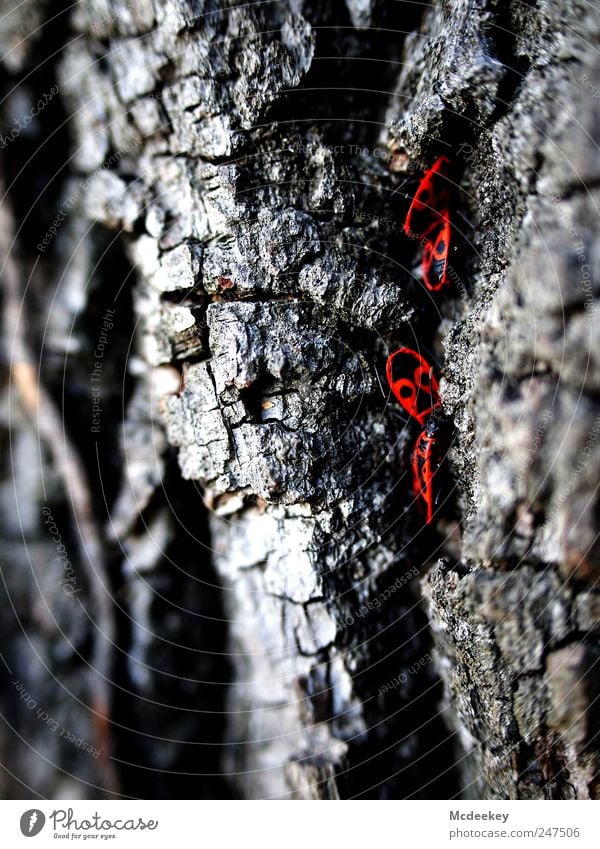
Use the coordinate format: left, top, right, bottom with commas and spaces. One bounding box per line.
0, 0, 598, 799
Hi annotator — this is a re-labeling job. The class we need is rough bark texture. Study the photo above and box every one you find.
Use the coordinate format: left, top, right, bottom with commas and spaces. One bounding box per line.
0, 0, 598, 800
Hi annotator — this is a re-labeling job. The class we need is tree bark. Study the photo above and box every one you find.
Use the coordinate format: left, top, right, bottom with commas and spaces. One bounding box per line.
0, 0, 598, 800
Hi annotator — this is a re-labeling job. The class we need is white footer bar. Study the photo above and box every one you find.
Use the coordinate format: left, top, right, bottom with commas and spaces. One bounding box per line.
0, 799, 596, 848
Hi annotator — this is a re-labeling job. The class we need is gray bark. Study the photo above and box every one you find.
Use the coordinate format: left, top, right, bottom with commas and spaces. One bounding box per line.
0, 0, 598, 800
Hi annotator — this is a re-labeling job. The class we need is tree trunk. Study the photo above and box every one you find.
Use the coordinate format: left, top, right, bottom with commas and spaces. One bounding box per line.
0, 0, 598, 800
